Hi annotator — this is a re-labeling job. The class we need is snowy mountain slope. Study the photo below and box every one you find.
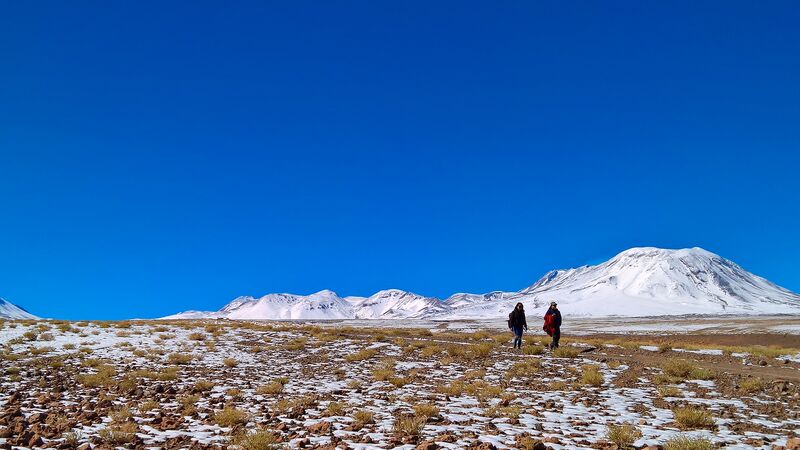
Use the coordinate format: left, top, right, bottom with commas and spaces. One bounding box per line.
0, 298, 40, 320
350, 289, 450, 319
162, 247, 800, 320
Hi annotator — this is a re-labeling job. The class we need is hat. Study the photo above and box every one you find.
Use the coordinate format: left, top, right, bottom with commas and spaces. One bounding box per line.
550, 301, 557, 306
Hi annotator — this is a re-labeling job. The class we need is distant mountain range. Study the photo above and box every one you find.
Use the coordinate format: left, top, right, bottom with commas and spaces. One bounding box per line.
162, 247, 800, 320
0, 298, 39, 320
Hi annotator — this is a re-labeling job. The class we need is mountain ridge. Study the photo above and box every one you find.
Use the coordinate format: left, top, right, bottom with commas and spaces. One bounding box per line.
0, 298, 40, 320
161, 247, 800, 320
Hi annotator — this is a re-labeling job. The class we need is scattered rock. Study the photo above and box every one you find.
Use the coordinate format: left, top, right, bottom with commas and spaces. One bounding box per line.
307, 421, 332, 435
416, 440, 438, 450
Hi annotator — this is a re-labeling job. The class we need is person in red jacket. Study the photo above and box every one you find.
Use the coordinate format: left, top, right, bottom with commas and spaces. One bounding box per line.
543, 302, 562, 349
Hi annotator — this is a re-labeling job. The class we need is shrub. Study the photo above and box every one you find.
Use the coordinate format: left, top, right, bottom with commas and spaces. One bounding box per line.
661, 360, 714, 380
257, 381, 284, 395
352, 410, 374, 428
63, 431, 84, 446
523, 345, 545, 355
214, 407, 249, 427
345, 348, 378, 362
552, 346, 580, 358
78, 364, 116, 387
389, 376, 409, 388
607, 360, 623, 369
232, 430, 282, 450
283, 337, 307, 351
179, 395, 199, 415
420, 345, 443, 358
468, 342, 495, 358
194, 380, 214, 392
188, 332, 206, 341
673, 406, 714, 429
506, 360, 540, 379
663, 436, 714, 450
167, 353, 193, 365
413, 403, 439, 420
739, 377, 766, 394
393, 415, 425, 436
606, 423, 642, 447
581, 365, 604, 387
223, 358, 238, 368
326, 401, 346, 416
373, 368, 395, 381
657, 386, 682, 397
23, 330, 39, 341
484, 405, 522, 419
139, 400, 159, 412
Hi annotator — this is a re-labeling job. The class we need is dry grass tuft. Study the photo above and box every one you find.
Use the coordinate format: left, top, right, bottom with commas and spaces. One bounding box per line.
232, 430, 282, 450
672, 406, 714, 429
257, 379, 287, 395
393, 415, 426, 436
223, 358, 238, 368
326, 401, 346, 416
581, 364, 604, 387
345, 348, 378, 362
523, 345, 545, 355
193, 379, 214, 392
663, 436, 714, 450
484, 405, 522, 419
657, 386, 682, 397
214, 406, 249, 427
552, 346, 580, 358
413, 403, 440, 420
661, 359, 714, 380
739, 377, 766, 394
606, 423, 642, 447
352, 410, 374, 428
167, 353, 193, 365
506, 359, 540, 379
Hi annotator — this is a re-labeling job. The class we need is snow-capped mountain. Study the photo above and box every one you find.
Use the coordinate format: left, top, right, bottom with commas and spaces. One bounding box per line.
441, 247, 800, 318
352, 289, 450, 319
0, 298, 39, 320
162, 247, 800, 320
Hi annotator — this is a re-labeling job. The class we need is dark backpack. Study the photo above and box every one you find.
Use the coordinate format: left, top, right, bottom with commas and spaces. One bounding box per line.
507, 312, 513, 329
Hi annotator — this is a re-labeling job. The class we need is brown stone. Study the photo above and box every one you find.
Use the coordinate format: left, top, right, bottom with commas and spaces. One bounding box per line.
786, 438, 800, 450
28, 433, 43, 447
416, 440, 438, 450
470, 443, 496, 450
436, 434, 457, 443
307, 421, 332, 435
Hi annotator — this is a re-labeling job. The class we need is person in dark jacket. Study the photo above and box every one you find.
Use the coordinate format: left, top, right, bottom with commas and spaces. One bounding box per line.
544, 302, 562, 349
508, 302, 528, 349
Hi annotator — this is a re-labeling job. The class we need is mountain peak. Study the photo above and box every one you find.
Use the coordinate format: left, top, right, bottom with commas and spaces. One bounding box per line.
162, 246, 800, 320
0, 297, 40, 320
613, 246, 718, 260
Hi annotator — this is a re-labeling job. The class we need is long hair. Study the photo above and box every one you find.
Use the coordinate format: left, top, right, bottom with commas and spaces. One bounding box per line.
515, 302, 524, 311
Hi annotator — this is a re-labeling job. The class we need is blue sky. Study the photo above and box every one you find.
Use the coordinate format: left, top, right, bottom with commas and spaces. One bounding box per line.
1, 2, 798, 320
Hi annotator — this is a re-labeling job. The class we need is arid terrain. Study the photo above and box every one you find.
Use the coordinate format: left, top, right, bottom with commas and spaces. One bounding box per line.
1, 318, 800, 450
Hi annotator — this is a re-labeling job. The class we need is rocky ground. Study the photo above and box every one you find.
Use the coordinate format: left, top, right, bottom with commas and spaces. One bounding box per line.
1, 319, 800, 450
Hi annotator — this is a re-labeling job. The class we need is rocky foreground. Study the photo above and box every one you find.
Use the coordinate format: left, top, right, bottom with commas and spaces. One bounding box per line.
1, 319, 800, 450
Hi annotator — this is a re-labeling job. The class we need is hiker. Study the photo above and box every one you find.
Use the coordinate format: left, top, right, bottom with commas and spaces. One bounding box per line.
507, 302, 528, 349
543, 301, 562, 349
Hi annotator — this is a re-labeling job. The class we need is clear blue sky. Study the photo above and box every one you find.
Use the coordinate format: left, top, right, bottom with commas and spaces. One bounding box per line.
1, 2, 798, 320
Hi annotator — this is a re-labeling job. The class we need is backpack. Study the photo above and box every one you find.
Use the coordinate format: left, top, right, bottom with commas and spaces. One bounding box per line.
507, 312, 513, 329
543, 313, 555, 336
